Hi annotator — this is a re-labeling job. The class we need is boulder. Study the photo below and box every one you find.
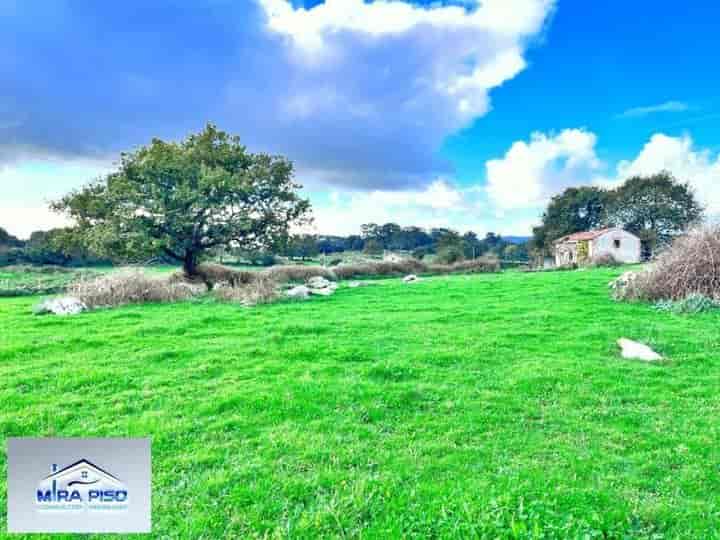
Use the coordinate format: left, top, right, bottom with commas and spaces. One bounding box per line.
349, 281, 373, 288
307, 276, 333, 289
286, 285, 311, 300
617, 338, 662, 362
33, 296, 87, 316
402, 274, 420, 283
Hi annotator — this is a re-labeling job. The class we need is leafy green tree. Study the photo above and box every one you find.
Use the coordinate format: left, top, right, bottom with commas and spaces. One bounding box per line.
363, 238, 383, 256
0, 227, 24, 249
52, 124, 311, 276
344, 235, 364, 251
281, 234, 319, 261
607, 171, 704, 249
532, 186, 611, 253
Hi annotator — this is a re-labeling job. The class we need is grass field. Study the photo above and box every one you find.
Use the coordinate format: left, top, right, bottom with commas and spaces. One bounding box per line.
1, 268, 719, 538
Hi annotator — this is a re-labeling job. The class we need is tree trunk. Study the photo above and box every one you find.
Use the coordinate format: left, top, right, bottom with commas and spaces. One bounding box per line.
183, 251, 199, 277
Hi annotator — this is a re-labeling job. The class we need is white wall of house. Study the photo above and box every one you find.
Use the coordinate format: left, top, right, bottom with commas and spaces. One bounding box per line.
590, 230, 641, 263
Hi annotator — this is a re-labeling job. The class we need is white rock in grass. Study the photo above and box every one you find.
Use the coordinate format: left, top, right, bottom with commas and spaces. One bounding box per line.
349, 281, 373, 288
286, 285, 311, 299
33, 296, 87, 316
310, 287, 335, 296
617, 338, 662, 362
307, 276, 333, 289
403, 274, 420, 283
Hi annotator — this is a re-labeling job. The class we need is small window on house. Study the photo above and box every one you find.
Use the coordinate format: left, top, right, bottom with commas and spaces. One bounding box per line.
613, 239, 621, 249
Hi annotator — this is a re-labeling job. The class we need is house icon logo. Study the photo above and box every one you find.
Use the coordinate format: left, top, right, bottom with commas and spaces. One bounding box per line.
36, 459, 129, 511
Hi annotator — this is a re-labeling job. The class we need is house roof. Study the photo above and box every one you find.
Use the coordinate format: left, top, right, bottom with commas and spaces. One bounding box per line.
555, 228, 621, 244
43, 459, 122, 482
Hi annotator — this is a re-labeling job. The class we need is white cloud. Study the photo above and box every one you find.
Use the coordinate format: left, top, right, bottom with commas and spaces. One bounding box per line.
485, 129, 602, 209
613, 133, 720, 213
0, 157, 109, 238
0, 207, 72, 239
250, 0, 556, 188
483, 129, 720, 221
617, 100, 689, 118
310, 179, 478, 235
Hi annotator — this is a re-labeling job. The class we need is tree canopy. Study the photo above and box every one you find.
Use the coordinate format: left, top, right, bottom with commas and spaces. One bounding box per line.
532, 187, 610, 253
605, 172, 704, 248
52, 124, 311, 275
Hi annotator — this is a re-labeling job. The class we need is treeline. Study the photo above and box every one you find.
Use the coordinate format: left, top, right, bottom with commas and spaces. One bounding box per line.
0, 228, 111, 266
281, 223, 529, 264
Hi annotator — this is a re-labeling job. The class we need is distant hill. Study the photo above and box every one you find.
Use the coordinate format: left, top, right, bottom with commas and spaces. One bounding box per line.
503, 236, 531, 245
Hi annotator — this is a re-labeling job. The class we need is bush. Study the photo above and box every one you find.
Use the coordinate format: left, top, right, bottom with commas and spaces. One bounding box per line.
428, 256, 501, 274
263, 265, 335, 283
333, 259, 426, 280
213, 276, 279, 306
69, 271, 205, 309
411, 247, 432, 260
587, 253, 621, 268
654, 293, 719, 314
190, 263, 256, 288
622, 226, 720, 301
435, 246, 465, 264
332, 256, 500, 279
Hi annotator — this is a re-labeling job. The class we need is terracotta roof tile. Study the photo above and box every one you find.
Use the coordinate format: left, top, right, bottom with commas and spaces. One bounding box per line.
556, 228, 617, 243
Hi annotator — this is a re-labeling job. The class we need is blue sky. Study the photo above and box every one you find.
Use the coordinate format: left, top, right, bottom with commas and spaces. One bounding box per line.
2, 0, 720, 238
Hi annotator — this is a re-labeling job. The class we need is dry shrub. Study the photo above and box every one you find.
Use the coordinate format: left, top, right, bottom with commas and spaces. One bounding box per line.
428, 256, 501, 274
193, 263, 256, 287
334, 259, 427, 279
263, 265, 335, 283
333, 256, 500, 279
623, 226, 720, 301
213, 276, 279, 306
587, 253, 621, 268
69, 271, 205, 309
332, 262, 377, 280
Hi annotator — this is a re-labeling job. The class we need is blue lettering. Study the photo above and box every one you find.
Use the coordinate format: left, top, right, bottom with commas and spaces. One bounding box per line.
36, 490, 52, 503
57, 490, 69, 502
69, 490, 82, 502
115, 490, 128, 502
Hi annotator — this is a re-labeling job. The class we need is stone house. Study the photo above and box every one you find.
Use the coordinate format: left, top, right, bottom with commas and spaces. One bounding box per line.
554, 227, 641, 266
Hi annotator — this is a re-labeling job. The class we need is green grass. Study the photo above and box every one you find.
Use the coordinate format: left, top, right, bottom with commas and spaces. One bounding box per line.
1, 268, 719, 538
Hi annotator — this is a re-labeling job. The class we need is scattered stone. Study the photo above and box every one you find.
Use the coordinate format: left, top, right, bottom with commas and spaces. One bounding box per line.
33, 296, 87, 316
307, 276, 333, 289
348, 281, 373, 288
403, 274, 421, 283
286, 285, 311, 300
310, 287, 335, 296
617, 338, 662, 362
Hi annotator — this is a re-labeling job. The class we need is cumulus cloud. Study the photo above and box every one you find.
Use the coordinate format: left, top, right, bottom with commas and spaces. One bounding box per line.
617, 100, 689, 118
0, 207, 72, 239
614, 133, 720, 213
485, 129, 602, 209
484, 129, 720, 219
0, 0, 555, 192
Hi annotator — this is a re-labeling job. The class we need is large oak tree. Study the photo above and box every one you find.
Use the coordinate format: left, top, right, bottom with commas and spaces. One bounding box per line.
53, 124, 311, 276
605, 171, 704, 249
